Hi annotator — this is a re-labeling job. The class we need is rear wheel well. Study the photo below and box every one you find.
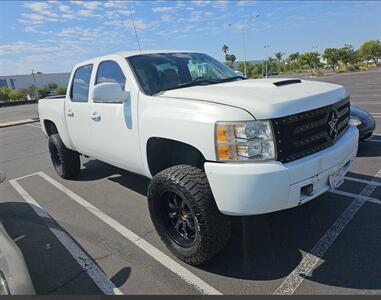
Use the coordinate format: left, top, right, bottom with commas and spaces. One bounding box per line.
147, 138, 206, 176
44, 120, 58, 136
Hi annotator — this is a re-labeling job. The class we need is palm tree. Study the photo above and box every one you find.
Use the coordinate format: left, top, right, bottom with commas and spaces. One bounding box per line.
274, 52, 285, 63
222, 44, 229, 55
222, 45, 229, 61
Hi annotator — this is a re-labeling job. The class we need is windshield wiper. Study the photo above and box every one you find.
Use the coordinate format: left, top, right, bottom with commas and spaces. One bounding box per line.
155, 78, 216, 94
213, 75, 245, 83
154, 76, 245, 95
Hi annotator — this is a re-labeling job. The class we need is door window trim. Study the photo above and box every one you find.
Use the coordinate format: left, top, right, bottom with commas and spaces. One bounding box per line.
70, 63, 93, 103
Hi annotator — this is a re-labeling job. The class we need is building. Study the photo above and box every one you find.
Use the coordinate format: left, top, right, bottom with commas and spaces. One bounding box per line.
0, 72, 71, 90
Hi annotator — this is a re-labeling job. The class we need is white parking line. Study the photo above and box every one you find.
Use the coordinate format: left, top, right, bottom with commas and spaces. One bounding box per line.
345, 176, 381, 187
16, 171, 222, 295
9, 177, 123, 295
273, 168, 381, 295
26, 123, 41, 128
329, 190, 380, 205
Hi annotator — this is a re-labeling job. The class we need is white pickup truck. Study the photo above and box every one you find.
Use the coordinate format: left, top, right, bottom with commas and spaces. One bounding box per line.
38, 50, 359, 265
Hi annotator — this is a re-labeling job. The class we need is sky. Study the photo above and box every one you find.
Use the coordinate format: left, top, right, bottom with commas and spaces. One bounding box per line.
0, 0, 380, 75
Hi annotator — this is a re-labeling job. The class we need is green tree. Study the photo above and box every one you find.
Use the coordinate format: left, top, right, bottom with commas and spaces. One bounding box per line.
0, 87, 12, 101
37, 87, 49, 99
238, 61, 250, 74
288, 52, 299, 63
48, 82, 58, 90
227, 54, 236, 64
360, 40, 381, 65
323, 48, 341, 71
299, 52, 320, 76
55, 86, 67, 95
338, 44, 355, 66
274, 52, 285, 63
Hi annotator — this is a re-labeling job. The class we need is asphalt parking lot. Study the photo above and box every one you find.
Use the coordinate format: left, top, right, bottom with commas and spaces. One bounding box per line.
0, 69, 380, 295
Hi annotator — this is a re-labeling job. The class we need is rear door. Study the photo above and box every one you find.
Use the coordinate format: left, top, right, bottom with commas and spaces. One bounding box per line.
89, 59, 143, 174
65, 64, 94, 156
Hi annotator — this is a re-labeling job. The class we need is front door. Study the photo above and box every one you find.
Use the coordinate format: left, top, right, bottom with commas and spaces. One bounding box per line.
89, 59, 143, 174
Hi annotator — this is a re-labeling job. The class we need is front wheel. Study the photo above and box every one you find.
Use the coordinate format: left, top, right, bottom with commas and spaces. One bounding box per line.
148, 165, 231, 265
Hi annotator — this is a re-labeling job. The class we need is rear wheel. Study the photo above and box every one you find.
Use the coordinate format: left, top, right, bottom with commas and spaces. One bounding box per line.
48, 134, 80, 179
148, 165, 231, 265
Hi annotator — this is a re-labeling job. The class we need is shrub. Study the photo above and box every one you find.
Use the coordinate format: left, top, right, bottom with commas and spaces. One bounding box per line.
8, 90, 25, 101
335, 66, 346, 73
0, 87, 11, 101
37, 87, 49, 99
315, 69, 324, 76
48, 82, 58, 90
346, 65, 360, 72
359, 65, 369, 72
55, 86, 67, 95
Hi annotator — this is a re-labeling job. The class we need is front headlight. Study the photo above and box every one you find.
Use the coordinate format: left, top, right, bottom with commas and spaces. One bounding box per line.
349, 117, 362, 126
215, 120, 275, 161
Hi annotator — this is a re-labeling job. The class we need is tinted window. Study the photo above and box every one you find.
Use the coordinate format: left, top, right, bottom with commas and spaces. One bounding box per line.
128, 53, 238, 95
0, 79, 7, 88
71, 64, 93, 102
95, 60, 126, 90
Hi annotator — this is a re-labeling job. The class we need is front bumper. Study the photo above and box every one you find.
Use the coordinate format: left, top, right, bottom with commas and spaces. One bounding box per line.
358, 116, 376, 141
205, 125, 359, 216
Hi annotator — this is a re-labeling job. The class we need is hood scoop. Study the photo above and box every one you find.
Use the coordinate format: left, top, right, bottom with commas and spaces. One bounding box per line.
273, 79, 302, 87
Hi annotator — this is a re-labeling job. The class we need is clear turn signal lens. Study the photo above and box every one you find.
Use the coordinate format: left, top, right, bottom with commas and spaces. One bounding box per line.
215, 121, 275, 161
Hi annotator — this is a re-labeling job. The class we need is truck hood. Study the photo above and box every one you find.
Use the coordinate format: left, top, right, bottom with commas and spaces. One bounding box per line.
159, 78, 347, 119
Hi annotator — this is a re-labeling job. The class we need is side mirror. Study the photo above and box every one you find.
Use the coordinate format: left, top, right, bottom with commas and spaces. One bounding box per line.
92, 82, 130, 103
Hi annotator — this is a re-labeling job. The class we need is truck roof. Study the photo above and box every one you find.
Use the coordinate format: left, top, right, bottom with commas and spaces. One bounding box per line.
73, 50, 197, 69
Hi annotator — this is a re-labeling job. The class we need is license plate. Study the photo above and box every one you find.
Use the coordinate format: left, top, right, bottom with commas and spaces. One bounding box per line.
329, 167, 345, 189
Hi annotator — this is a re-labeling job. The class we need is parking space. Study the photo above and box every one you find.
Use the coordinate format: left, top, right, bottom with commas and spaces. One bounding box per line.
0, 70, 380, 295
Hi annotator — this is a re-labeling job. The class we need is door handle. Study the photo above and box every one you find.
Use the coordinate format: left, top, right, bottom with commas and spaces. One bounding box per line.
90, 112, 101, 121
66, 110, 74, 117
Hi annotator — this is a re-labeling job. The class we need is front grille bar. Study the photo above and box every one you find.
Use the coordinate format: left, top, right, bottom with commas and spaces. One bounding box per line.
272, 96, 350, 163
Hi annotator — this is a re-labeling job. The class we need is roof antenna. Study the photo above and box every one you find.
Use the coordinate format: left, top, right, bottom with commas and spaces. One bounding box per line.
128, 5, 141, 53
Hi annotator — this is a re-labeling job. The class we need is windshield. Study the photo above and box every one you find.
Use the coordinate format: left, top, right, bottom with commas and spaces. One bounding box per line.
127, 52, 240, 95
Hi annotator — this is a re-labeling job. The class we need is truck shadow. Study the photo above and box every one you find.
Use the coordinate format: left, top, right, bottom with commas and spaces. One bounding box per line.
356, 140, 381, 158
77, 153, 381, 291
0, 202, 130, 294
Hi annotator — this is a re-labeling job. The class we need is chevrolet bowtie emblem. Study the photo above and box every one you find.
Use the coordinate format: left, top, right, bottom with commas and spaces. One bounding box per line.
328, 111, 338, 139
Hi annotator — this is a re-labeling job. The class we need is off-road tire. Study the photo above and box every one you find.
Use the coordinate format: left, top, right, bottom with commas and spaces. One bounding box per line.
148, 164, 231, 265
48, 133, 80, 179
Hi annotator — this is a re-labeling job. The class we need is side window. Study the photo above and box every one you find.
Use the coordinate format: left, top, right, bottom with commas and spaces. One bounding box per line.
71, 64, 93, 102
95, 60, 126, 90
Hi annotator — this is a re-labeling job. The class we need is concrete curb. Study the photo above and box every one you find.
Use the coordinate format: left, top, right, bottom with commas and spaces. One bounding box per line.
0, 99, 38, 107
0, 118, 40, 128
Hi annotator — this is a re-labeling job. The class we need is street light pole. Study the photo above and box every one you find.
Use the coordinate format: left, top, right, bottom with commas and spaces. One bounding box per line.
228, 14, 259, 78
312, 45, 318, 76
242, 29, 247, 77
264, 44, 270, 78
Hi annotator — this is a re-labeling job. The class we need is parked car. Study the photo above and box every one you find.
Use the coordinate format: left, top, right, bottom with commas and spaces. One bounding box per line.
0, 222, 35, 295
350, 105, 376, 142
38, 51, 359, 265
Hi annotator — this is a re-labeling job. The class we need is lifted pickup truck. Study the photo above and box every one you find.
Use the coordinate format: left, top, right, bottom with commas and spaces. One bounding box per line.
38, 51, 359, 265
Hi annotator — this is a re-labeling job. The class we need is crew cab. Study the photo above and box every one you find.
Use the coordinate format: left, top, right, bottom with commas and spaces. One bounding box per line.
38, 51, 359, 265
